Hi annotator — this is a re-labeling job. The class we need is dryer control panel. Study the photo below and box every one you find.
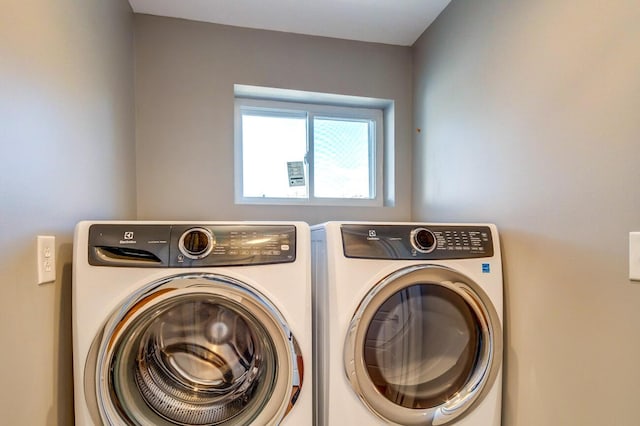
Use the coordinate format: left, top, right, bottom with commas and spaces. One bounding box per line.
341, 224, 494, 260
88, 224, 296, 267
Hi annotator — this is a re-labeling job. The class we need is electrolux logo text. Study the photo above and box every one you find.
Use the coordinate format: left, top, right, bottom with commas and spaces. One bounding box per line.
120, 231, 136, 244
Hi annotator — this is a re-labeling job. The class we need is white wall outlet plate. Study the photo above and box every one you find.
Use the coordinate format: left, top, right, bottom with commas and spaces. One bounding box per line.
630, 232, 640, 281
37, 235, 55, 285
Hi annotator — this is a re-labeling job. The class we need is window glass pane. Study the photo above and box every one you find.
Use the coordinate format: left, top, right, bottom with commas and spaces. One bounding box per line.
313, 118, 371, 199
241, 113, 307, 198
234, 90, 387, 206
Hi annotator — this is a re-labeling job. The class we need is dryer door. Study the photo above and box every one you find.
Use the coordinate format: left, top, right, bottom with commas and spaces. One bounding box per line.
85, 273, 302, 426
344, 265, 501, 425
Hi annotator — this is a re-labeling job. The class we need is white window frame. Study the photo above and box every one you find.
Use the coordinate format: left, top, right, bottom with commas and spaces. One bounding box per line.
234, 95, 384, 207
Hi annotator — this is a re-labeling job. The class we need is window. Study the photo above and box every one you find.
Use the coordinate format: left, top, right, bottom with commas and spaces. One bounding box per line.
234, 86, 388, 206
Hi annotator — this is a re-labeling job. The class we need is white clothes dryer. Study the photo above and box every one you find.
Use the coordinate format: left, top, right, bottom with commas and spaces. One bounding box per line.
73, 221, 312, 426
311, 222, 503, 426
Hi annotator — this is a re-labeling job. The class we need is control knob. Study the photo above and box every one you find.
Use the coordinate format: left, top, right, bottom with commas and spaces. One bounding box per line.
179, 227, 215, 259
410, 227, 436, 253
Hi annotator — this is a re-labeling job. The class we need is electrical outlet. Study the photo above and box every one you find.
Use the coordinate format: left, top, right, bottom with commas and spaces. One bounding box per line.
630, 232, 640, 281
37, 235, 55, 285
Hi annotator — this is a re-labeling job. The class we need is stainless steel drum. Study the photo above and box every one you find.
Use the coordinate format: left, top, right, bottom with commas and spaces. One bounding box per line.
86, 273, 302, 426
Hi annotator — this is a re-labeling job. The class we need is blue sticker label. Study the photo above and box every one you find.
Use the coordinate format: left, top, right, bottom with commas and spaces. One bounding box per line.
482, 263, 490, 273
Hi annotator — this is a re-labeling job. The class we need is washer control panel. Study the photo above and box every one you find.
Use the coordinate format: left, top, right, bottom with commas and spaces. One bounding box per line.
88, 224, 296, 267
341, 224, 494, 260
170, 225, 295, 267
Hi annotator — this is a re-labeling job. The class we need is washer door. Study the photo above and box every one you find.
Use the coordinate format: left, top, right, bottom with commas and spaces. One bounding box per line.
344, 265, 502, 426
85, 273, 302, 426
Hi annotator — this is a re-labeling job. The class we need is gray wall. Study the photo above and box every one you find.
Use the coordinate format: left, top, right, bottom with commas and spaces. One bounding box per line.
5, 1, 638, 423
134, 15, 413, 223
0, 0, 136, 423
413, 0, 640, 424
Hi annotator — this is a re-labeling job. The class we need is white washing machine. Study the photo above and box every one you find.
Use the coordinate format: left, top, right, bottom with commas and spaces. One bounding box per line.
311, 222, 503, 426
73, 221, 312, 426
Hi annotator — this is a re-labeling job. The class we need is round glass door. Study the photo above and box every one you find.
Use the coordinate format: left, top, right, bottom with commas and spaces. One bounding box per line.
344, 265, 501, 425
87, 273, 302, 426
